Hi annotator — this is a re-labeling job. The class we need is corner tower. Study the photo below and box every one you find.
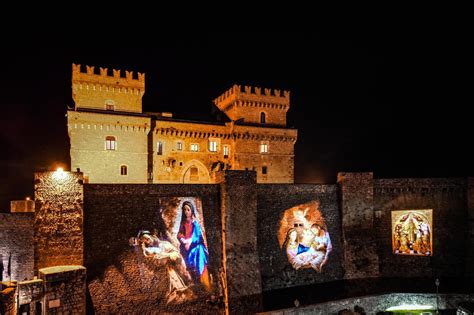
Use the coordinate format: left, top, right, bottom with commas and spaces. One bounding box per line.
72, 63, 145, 113
213, 85, 290, 126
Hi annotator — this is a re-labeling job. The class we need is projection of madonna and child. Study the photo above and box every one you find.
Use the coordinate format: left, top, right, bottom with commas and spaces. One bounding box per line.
391, 209, 432, 256
278, 201, 332, 272
129, 197, 211, 305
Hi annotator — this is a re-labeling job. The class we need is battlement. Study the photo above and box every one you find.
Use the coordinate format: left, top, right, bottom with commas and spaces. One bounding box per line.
72, 64, 145, 90
213, 84, 290, 111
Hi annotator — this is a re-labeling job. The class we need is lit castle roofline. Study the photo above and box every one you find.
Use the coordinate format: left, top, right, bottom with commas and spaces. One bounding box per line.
213, 84, 290, 113
72, 63, 145, 91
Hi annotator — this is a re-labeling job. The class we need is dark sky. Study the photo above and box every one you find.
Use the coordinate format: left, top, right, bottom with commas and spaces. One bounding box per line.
0, 33, 471, 210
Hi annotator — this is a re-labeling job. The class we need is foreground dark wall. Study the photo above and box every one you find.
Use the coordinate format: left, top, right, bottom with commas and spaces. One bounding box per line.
83, 184, 224, 314
374, 178, 469, 278
256, 184, 344, 291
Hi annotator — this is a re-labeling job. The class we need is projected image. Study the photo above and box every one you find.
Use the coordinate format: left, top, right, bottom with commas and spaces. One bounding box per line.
392, 209, 432, 256
129, 198, 211, 304
278, 201, 332, 272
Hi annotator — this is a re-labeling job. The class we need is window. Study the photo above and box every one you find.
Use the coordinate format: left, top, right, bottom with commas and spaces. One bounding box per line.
190, 143, 199, 152
105, 100, 115, 111
260, 112, 266, 124
190, 167, 199, 181
105, 136, 116, 150
209, 140, 217, 152
120, 165, 128, 176
177, 141, 183, 151
223, 145, 229, 158
157, 141, 163, 155
260, 142, 269, 153
262, 166, 267, 175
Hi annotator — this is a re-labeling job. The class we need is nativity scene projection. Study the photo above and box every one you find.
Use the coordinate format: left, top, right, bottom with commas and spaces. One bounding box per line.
129, 197, 211, 305
391, 209, 432, 256
278, 201, 332, 272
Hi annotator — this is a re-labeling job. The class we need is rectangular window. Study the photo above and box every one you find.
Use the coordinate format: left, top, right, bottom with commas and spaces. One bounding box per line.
157, 141, 163, 155
223, 145, 229, 158
106, 136, 116, 150
262, 166, 267, 175
260, 142, 268, 153
106, 104, 115, 111
209, 140, 217, 152
177, 142, 183, 151
190, 143, 199, 152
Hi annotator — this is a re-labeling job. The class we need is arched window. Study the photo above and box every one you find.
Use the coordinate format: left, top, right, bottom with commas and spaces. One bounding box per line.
120, 165, 128, 176
105, 136, 116, 150
260, 112, 266, 124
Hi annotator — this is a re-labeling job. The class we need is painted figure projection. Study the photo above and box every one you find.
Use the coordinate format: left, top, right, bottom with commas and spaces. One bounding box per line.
391, 209, 432, 256
129, 197, 211, 305
278, 201, 332, 272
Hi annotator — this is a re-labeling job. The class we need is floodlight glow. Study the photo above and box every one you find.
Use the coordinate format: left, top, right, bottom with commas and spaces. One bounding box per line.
53, 167, 67, 180
386, 304, 434, 311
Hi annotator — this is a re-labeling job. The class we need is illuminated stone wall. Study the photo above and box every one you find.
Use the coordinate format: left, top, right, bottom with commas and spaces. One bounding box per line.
34, 171, 84, 270
67, 66, 297, 185
0, 213, 34, 281
256, 184, 343, 292
374, 177, 469, 278
83, 184, 224, 314
68, 111, 150, 183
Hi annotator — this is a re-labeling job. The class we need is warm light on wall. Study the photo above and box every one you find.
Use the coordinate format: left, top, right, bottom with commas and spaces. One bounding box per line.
53, 167, 67, 180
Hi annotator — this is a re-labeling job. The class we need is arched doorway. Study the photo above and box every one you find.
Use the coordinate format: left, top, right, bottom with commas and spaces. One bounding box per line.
181, 160, 210, 183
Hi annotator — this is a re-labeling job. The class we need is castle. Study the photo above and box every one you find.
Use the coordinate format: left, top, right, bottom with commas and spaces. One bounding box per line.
1, 64, 473, 315
68, 64, 297, 184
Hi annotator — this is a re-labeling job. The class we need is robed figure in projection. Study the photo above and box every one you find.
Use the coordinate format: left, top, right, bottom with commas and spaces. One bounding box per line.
134, 230, 193, 304
177, 201, 211, 290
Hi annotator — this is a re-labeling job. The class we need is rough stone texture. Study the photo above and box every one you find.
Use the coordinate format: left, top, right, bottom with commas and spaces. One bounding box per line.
10, 200, 34, 212
259, 292, 474, 314
338, 172, 379, 279
83, 183, 225, 314
257, 184, 344, 291
0, 282, 17, 315
467, 177, 474, 277
374, 178, 468, 279
34, 171, 84, 270
0, 213, 34, 281
39, 265, 86, 314
18, 279, 43, 308
221, 171, 263, 314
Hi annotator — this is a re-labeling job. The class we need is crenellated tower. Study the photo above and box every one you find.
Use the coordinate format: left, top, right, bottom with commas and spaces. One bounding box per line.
213, 85, 290, 126
72, 63, 145, 113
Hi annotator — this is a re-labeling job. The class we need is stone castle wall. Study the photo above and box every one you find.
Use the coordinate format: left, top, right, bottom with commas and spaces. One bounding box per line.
34, 171, 84, 270
68, 111, 150, 183
2, 171, 473, 314
374, 177, 469, 279
83, 183, 225, 314
0, 213, 34, 281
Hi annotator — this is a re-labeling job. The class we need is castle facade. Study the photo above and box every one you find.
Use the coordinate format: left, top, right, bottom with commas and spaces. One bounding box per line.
67, 64, 297, 184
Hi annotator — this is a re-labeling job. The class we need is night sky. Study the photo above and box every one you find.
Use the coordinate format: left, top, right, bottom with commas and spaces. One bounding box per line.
0, 33, 470, 211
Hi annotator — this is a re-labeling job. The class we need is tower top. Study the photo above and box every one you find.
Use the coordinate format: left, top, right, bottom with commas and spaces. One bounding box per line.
72, 64, 145, 90
213, 84, 289, 112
